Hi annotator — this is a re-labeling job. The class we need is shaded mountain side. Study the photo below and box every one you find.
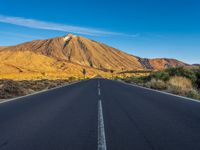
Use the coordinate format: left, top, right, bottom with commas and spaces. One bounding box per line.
138, 58, 154, 70
193, 64, 200, 67
149, 58, 189, 70
138, 58, 188, 70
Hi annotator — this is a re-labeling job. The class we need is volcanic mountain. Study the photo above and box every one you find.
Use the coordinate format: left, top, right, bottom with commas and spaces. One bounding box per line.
0, 34, 189, 79
0, 46, 7, 50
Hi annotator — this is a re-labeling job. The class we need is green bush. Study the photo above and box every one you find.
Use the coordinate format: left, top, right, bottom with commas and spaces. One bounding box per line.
128, 76, 150, 84
114, 76, 121, 80
187, 89, 200, 100
122, 67, 200, 100
166, 67, 197, 83
150, 71, 170, 81
195, 68, 200, 89
129, 77, 143, 83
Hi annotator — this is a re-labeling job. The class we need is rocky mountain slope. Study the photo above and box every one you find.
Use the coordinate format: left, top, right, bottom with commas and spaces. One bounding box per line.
149, 58, 188, 70
0, 46, 7, 50
193, 64, 200, 67
1, 34, 144, 71
0, 34, 190, 79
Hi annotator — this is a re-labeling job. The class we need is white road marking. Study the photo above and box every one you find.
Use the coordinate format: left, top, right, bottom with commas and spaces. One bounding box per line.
98, 100, 107, 150
98, 80, 101, 96
98, 88, 101, 96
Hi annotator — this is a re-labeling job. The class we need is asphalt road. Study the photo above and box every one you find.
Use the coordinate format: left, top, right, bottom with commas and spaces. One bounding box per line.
0, 78, 200, 150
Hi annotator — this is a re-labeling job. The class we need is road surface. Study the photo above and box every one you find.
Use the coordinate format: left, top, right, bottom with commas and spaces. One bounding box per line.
0, 78, 200, 150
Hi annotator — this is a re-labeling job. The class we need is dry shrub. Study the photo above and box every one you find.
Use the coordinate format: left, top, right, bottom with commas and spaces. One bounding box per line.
145, 79, 167, 90
0, 79, 70, 99
167, 76, 193, 95
0, 80, 28, 99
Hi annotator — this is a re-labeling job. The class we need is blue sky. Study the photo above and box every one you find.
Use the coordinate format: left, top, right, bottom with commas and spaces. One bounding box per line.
0, 0, 200, 64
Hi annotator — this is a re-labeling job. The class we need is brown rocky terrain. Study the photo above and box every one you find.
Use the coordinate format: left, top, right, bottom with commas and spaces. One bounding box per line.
0, 79, 72, 99
0, 46, 7, 50
1, 34, 143, 71
149, 58, 188, 70
0, 34, 190, 79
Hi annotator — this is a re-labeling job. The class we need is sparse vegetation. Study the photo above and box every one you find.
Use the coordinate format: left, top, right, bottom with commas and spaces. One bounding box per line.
0, 79, 76, 100
195, 68, 200, 89
167, 76, 193, 95
121, 67, 200, 100
110, 70, 114, 79
150, 71, 170, 81
146, 79, 167, 90
166, 67, 197, 83
82, 69, 87, 79
187, 89, 200, 100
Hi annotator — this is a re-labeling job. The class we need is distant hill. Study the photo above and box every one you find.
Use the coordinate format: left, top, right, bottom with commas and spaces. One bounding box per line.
0, 46, 8, 50
0, 34, 190, 79
149, 58, 189, 70
193, 64, 200, 67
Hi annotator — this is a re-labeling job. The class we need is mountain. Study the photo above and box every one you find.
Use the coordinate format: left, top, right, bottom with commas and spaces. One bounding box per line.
0, 50, 109, 80
0, 46, 8, 50
0, 34, 190, 79
149, 58, 188, 70
193, 64, 200, 67
1, 34, 143, 71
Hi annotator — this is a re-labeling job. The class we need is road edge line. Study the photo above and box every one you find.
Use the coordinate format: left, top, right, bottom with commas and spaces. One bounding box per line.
116, 80, 200, 103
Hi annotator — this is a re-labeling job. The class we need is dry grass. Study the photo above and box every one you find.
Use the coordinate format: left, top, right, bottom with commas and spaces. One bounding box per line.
167, 76, 193, 95
167, 76, 200, 99
123, 68, 200, 100
145, 79, 167, 90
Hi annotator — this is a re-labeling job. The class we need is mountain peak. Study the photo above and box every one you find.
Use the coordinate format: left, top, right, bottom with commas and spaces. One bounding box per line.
63, 34, 77, 41
0, 35, 189, 72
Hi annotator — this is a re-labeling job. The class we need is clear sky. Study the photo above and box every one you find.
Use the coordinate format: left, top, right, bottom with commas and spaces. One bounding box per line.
0, 0, 199, 64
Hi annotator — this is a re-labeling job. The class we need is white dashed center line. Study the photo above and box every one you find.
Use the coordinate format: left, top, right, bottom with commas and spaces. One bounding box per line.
98, 99, 107, 150
98, 88, 101, 96
97, 80, 107, 150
